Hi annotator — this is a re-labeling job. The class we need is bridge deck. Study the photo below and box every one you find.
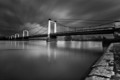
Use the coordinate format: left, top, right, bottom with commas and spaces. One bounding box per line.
26, 28, 114, 38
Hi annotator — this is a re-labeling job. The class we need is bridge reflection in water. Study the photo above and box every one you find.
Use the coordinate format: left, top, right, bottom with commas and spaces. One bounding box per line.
0, 41, 103, 80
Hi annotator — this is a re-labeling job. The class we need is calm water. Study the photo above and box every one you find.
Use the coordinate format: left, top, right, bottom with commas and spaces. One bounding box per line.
0, 41, 103, 80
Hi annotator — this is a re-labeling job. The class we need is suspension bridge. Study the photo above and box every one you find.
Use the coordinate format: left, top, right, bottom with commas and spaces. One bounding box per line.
5, 19, 120, 41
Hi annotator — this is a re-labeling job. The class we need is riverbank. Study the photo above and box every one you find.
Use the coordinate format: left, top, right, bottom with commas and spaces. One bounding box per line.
85, 43, 120, 80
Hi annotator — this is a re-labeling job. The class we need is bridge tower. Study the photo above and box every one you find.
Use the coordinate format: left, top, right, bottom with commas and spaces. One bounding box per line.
15, 33, 20, 39
22, 30, 29, 40
47, 19, 57, 42
11, 35, 15, 40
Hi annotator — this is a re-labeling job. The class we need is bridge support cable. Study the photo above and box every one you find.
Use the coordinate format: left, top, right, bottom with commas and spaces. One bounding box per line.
56, 22, 72, 28
29, 27, 47, 36
38, 27, 48, 34
30, 28, 44, 36
22, 23, 47, 35
33, 27, 44, 34
25, 26, 39, 31
56, 19, 116, 30
38, 26, 48, 34
42, 29, 48, 34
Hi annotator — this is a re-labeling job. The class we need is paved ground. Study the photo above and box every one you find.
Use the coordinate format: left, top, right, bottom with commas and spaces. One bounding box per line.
85, 43, 120, 80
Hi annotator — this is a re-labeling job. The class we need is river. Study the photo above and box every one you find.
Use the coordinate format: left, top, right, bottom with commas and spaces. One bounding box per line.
0, 41, 103, 80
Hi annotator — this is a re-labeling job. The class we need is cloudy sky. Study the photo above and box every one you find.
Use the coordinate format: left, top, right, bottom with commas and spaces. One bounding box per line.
0, 0, 120, 36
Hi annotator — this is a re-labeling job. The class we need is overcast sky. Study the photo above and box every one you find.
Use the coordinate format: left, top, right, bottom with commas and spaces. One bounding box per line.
0, 0, 120, 36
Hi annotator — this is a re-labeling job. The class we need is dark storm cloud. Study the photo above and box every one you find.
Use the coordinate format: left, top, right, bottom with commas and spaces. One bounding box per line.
0, 0, 120, 35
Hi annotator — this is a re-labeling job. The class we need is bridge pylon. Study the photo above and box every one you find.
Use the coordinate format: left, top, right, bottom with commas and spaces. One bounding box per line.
22, 30, 29, 40
15, 33, 20, 40
47, 19, 57, 42
11, 35, 15, 40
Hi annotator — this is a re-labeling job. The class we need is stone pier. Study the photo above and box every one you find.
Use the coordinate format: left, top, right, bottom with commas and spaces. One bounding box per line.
46, 36, 57, 42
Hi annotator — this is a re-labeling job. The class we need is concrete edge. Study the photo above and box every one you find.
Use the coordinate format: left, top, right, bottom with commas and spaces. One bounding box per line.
85, 43, 115, 80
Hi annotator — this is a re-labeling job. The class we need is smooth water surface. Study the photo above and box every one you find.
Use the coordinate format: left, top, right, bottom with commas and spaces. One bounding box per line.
0, 41, 103, 80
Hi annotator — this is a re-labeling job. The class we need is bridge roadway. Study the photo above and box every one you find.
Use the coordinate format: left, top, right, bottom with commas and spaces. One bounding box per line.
20, 27, 115, 39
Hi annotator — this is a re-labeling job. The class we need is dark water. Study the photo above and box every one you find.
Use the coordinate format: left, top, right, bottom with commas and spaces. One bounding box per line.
0, 41, 103, 80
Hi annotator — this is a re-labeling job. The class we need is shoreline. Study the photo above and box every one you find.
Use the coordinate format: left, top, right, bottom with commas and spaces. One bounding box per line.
81, 51, 104, 80
85, 43, 116, 80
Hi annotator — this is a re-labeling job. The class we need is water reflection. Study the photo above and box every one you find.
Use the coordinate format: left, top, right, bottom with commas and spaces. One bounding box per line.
0, 41, 103, 80
47, 42, 57, 61
57, 41, 102, 50
0, 41, 28, 49
0, 41, 103, 59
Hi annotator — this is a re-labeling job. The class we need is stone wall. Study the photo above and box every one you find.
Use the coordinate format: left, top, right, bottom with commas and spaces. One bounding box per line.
85, 43, 115, 80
